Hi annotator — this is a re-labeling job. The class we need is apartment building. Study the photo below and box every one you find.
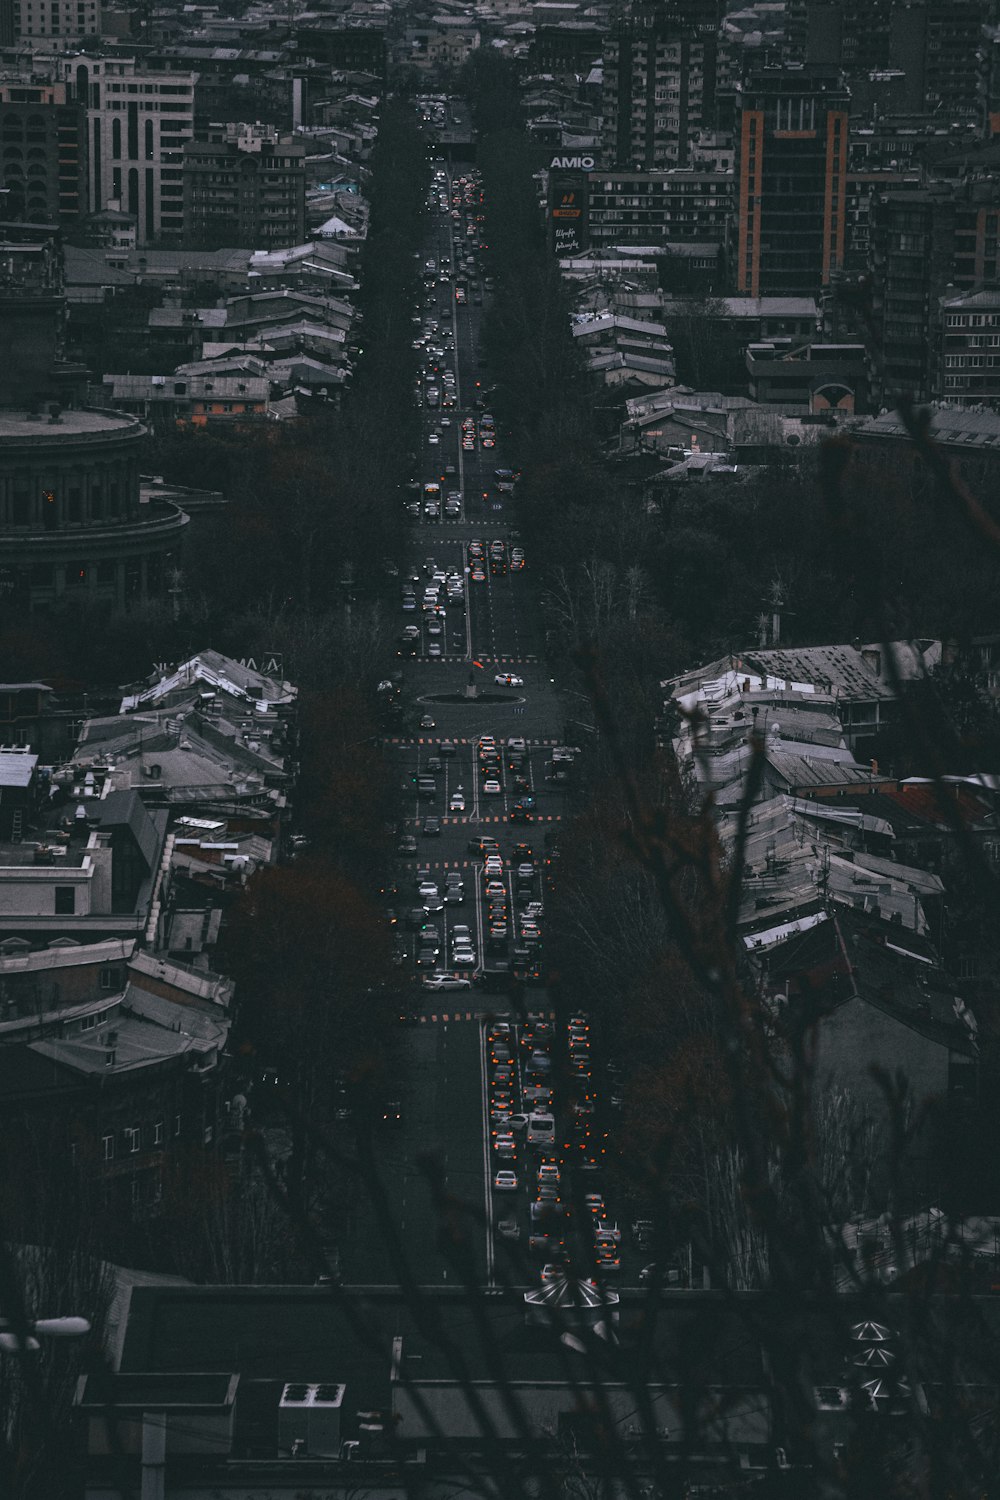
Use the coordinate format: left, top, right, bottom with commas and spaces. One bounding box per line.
60, 55, 195, 245
937, 288, 1000, 405
12, 0, 99, 39
0, 79, 87, 224
868, 182, 1000, 403
582, 167, 731, 247
734, 66, 849, 296
600, 14, 726, 170
183, 122, 305, 249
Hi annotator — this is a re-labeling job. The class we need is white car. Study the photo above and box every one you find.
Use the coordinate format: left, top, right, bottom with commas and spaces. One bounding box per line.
428, 432, 440, 445
450, 790, 466, 812
495, 674, 524, 687
482, 778, 501, 795
494, 1169, 518, 1192
422, 973, 472, 991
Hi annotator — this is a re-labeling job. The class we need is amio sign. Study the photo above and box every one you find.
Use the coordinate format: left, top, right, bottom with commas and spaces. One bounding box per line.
550, 155, 595, 170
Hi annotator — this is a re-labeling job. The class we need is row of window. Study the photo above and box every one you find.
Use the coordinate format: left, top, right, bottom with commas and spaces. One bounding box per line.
944, 312, 1000, 328
102, 1118, 175, 1159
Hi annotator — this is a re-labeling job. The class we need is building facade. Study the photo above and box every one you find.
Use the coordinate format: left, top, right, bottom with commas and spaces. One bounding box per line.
601, 15, 725, 171
868, 183, 1000, 403
0, 407, 189, 611
60, 55, 195, 246
0, 81, 87, 225
938, 288, 1000, 405
734, 67, 849, 296
183, 122, 306, 249
12, 0, 99, 39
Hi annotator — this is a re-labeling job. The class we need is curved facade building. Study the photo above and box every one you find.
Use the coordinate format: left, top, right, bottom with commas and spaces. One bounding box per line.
0, 406, 188, 610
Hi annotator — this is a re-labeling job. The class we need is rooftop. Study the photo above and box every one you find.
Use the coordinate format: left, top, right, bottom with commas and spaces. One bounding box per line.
0, 408, 143, 441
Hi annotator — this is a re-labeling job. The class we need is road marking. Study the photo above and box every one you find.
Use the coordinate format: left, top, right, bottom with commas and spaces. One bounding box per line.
478, 1012, 495, 1284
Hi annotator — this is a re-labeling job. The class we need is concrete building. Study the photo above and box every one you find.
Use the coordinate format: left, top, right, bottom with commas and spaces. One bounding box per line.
734, 67, 849, 297
183, 122, 306, 250
60, 55, 195, 246
938, 287, 1000, 405
0, 406, 189, 611
601, 13, 726, 170
867, 182, 1000, 405
0, 80, 87, 225
583, 167, 732, 249
11, 0, 99, 39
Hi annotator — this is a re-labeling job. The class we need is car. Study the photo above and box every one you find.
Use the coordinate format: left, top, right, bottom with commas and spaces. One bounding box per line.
468, 836, 501, 855
494, 674, 524, 687
483, 779, 501, 796
420, 714, 436, 729
422, 973, 472, 991
540, 1263, 563, 1284
484, 854, 504, 875
428, 432, 440, 445
471, 567, 486, 583
585, 1194, 605, 1218
538, 1163, 561, 1186
452, 922, 473, 942
422, 816, 442, 836
452, 949, 477, 968
497, 1217, 520, 1240
416, 947, 439, 968
449, 790, 466, 812
422, 892, 444, 913
381, 1100, 401, 1127
397, 834, 418, 855
428, 643, 443, 658
494, 1170, 518, 1192
440, 740, 457, 757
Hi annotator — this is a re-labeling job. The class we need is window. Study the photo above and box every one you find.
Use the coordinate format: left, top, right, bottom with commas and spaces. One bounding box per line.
102, 1133, 114, 1161
125, 1124, 140, 1153
99, 964, 120, 990
153, 1120, 164, 1145
80, 1013, 97, 1031
174, 1113, 181, 1137
54, 886, 75, 914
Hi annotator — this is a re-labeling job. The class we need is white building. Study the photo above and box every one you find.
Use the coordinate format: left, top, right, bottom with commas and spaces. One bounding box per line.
61, 55, 196, 245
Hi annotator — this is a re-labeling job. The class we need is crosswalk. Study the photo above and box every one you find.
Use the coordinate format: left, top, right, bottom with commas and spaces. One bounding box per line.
419, 1010, 557, 1024
408, 813, 562, 825
408, 655, 538, 665
391, 735, 560, 746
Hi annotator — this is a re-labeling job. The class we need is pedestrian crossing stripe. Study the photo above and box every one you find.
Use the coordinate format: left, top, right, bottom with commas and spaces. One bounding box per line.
407, 814, 561, 826
390, 737, 562, 746
420, 1011, 557, 1024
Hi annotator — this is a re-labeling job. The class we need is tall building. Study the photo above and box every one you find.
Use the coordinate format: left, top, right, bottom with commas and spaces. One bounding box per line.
734, 67, 849, 296
183, 122, 306, 250
11, 0, 99, 39
889, 0, 989, 117
601, 8, 725, 171
59, 55, 195, 246
0, 80, 87, 226
868, 182, 1000, 404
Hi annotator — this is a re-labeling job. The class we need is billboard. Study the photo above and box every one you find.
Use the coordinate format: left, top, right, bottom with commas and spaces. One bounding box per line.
547, 166, 590, 256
